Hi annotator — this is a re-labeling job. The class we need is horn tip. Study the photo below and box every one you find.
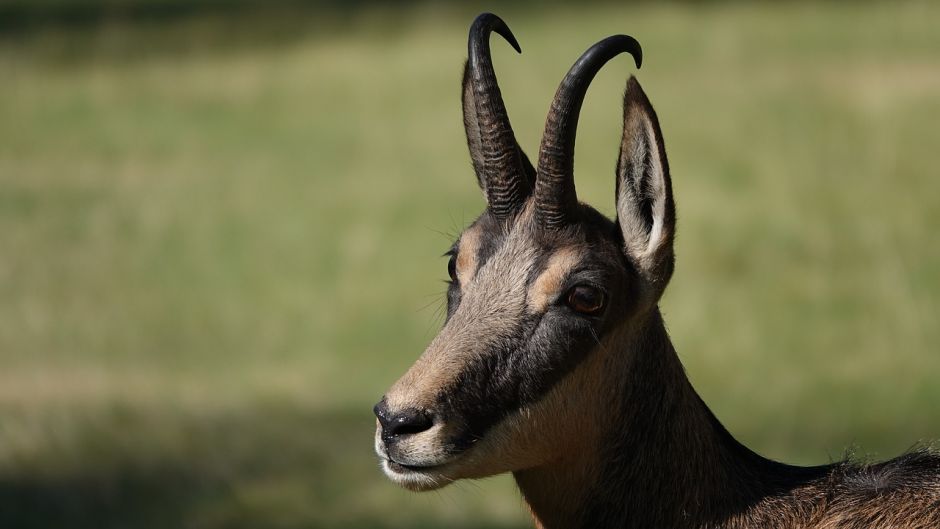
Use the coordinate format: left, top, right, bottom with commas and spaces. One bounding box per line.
616, 34, 642, 69
471, 12, 522, 54
493, 17, 522, 54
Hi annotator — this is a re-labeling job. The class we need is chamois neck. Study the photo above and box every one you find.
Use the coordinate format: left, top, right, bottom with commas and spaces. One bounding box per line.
514, 309, 819, 529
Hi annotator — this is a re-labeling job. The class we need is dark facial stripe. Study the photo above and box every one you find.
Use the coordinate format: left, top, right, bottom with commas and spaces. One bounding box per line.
436, 305, 609, 448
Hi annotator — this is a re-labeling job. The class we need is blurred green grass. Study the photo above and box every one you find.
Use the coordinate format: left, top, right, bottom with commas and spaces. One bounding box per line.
1, 1, 939, 527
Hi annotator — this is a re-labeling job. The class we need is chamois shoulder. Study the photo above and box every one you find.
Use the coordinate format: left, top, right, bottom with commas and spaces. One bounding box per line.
814, 448, 940, 528
838, 448, 940, 495
724, 449, 940, 529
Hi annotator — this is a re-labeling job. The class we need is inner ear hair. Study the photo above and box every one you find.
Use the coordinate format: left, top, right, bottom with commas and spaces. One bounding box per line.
615, 76, 675, 290
618, 117, 658, 237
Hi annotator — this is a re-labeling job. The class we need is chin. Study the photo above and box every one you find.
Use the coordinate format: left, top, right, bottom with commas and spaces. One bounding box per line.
374, 428, 465, 491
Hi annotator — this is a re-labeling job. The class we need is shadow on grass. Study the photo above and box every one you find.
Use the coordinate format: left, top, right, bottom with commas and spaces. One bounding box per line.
0, 405, 527, 529
0, 466, 203, 529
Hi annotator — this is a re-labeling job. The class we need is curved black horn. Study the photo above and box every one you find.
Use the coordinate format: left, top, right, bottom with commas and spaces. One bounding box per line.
534, 35, 642, 228
467, 13, 531, 218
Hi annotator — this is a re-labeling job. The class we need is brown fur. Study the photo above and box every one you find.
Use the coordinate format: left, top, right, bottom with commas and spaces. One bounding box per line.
510, 310, 940, 529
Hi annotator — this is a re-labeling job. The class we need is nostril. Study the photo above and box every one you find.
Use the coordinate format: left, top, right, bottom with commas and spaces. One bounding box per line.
374, 398, 436, 442
376, 406, 434, 442
389, 409, 434, 437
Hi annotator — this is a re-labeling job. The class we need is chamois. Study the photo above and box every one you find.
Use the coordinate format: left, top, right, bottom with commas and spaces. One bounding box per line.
373, 13, 940, 529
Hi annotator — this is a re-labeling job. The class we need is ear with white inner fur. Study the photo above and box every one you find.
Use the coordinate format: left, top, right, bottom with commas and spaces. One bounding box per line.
615, 76, 676, 297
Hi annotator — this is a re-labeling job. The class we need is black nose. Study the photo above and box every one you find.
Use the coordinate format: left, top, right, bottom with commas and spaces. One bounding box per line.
374, 399, 434, 444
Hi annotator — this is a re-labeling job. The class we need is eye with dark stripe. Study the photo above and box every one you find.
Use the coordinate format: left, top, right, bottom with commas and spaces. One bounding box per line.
566, 285, 605, 315
447, 253, 458, 283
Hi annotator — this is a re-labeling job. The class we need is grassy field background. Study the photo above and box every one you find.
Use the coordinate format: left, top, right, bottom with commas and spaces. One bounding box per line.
1, 1, 939, 527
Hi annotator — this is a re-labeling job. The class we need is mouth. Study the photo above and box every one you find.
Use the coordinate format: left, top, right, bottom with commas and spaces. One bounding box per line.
378, 445, 460, 474
382, 458, 445, 474
378, 455, 459, 491
384, 459, 441, 473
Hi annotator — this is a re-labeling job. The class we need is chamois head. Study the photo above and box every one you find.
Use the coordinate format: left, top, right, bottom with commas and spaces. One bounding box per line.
374, 13, 675, 491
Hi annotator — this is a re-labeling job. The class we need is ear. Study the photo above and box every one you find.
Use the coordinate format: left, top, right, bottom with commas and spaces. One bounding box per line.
615, 76, 675, 296
461, 63, 536, 196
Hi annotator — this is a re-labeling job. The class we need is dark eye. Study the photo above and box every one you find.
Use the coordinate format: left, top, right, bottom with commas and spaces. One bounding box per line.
566, 285, 605, 315
447, 253, 458, 282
